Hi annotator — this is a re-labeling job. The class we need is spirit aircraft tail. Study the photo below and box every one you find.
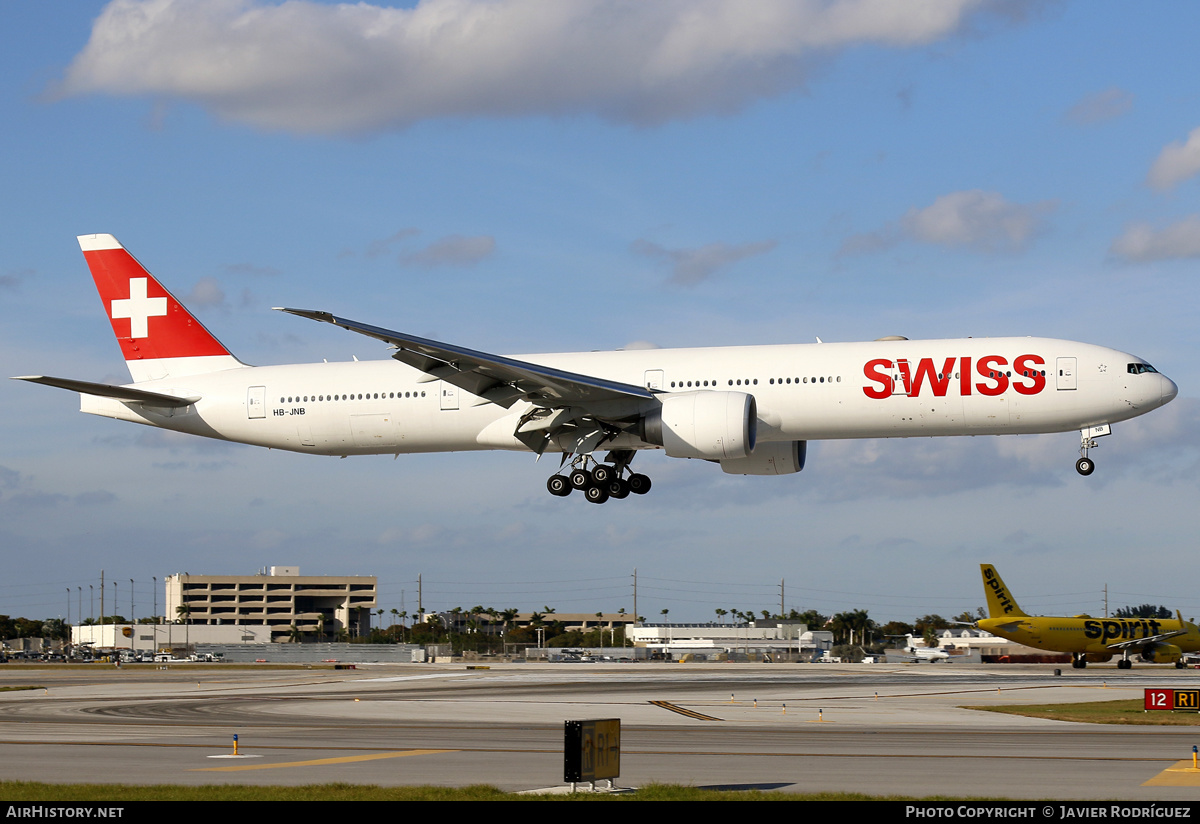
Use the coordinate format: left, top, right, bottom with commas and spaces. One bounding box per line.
78, 234, 244, 382
981, 564, 1028, 618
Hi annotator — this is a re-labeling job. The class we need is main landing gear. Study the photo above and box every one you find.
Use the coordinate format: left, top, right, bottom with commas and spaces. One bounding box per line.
546, 450, 652, 504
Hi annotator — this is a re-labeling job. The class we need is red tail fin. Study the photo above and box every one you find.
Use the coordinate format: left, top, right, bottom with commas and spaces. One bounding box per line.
78, 234, 243, 381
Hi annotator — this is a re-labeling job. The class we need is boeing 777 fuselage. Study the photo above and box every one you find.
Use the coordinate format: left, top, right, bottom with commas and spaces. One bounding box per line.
14, 235, 1179, 503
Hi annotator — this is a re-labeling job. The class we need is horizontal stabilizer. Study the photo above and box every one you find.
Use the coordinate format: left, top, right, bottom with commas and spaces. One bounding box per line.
12, 375, 199, 407
1107, 628, 1187, 651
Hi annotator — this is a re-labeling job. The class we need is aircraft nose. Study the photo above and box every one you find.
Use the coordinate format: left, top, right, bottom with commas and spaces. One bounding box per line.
1162, 374, 1179, 405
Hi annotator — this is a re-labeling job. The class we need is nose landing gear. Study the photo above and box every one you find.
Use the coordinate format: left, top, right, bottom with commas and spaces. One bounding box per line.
1076, 425, 1111, 476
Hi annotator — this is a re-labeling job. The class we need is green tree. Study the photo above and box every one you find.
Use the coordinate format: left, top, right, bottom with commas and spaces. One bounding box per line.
790, 609, 828, 629
1115, 604, 1172, 619
829, 609, 874, 645
878, 620, 915, 639
42, 618, 68, 641
913, 614, 952, 638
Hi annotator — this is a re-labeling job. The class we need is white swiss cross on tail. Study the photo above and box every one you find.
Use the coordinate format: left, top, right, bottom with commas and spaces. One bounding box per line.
76, 234, 240, 382
110, 277, 167, 338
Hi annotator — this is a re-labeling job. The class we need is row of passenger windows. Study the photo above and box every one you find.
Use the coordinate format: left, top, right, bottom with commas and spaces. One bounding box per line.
281, 391, 427, 403
669, 376, 843, 389
927, 371, 1046, 379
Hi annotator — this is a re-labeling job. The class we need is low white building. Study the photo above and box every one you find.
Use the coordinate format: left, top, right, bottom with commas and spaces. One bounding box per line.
627, 622, 833, 660
72, 623, 272, 653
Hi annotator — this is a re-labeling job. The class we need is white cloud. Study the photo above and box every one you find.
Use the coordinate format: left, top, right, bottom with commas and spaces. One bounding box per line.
840, 189, 1056, 255
1109, 215, 1200, 262
1147, 127, 1200, 191
366, 228, 421, 260
184, 276, 226, 307
902, 190, 1055, 252
632, 238, 777, 285
56, 0, 989, 135
1064, 86, 1132, 125
400, 234, 496, 268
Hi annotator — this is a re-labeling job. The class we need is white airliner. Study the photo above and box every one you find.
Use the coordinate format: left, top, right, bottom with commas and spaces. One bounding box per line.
14, 234, 1179, 503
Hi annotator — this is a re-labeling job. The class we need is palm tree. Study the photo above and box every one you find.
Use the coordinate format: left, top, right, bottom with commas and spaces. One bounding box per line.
175, 603, 191, 651
500, 608, 518, 647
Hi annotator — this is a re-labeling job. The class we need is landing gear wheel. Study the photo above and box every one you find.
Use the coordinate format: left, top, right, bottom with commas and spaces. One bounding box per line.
627, 473, 652, 495
1117, 659, 1132, 670
607, 478, 630, 499
1177, 659, 1186, 669
1076, 457, 1095, 476
591, 464, 615, 485
569, 468, 593, 490
584, 484, 610, 504
547, 475, 571, 497
1072, 658, 1086, 669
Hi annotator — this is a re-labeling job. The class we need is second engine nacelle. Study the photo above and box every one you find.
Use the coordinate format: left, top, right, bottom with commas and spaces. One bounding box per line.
1141, 643, 1183, 664
642, 391, 757, 460
720, 441, 807, 475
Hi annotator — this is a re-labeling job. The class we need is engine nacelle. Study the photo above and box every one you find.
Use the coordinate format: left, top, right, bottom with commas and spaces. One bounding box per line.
642, 391, 756, 460
1140, 643, 1182, 664
720, 441, 807, 475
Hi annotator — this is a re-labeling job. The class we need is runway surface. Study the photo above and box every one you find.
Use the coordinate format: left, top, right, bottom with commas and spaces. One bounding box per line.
2, 661, 1199, 798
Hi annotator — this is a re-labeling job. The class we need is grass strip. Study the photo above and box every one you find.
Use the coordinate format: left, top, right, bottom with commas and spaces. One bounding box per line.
968, 699, 1200, 725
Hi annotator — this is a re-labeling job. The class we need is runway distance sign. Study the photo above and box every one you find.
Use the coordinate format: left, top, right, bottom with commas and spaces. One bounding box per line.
1145, 688, 1200, 710
564, 718, 621, 782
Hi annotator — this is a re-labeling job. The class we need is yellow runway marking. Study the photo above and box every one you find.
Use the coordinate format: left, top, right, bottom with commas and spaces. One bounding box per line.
1142, 760, 1200, 787
649, 700, 722, 721
193, 749, 455, 772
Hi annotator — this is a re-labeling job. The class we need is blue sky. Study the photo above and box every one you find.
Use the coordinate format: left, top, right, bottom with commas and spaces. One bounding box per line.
2, 1, 1199, 627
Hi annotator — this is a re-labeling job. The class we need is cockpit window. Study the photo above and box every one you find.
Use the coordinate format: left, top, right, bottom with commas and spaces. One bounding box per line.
1128, 363, 1159, 374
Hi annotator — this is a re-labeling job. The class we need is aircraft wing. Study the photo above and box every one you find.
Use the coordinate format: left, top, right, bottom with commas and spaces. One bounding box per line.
277, 309, 656, 410
12, 376, 199, 407
1106, 629, 1188, 651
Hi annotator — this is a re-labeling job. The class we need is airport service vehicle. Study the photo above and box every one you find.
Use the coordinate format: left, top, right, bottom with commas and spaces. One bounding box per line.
14, 234, 1179, 502
977, 564, 1200, 669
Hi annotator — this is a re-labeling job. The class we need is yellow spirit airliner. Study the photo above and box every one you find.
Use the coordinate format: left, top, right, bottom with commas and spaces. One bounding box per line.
14, 235, 1179, 502
978, 564, 1200, 669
